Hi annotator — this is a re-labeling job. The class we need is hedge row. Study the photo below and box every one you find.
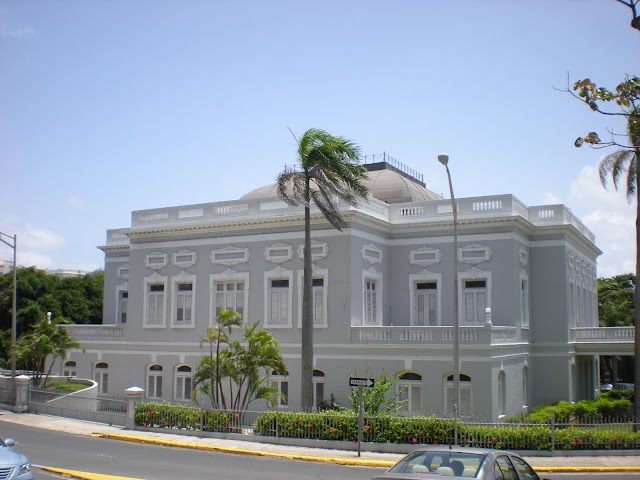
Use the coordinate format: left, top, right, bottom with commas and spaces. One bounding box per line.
134, 402, 640, 450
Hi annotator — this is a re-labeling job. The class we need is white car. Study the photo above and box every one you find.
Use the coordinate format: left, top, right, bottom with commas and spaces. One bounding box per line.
0, 437, 32, 480
372, 446, 546, 480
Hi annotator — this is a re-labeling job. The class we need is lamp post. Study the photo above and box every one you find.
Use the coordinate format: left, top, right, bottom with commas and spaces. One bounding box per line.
0, 232, 17, 381
438, 153, 459, 445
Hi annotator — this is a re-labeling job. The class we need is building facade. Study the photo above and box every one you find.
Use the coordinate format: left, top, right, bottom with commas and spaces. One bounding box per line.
59, 160, 629, 419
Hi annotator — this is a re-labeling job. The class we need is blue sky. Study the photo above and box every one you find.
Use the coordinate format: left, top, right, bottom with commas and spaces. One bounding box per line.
0, 0, 637, 277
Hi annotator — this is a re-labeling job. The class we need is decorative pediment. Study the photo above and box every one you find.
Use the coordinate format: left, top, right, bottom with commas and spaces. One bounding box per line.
409, 246, 442, 266
265, 243, 293, 264
414, 269, 436, 279
458, 244, 492, 264
463, 266, 486, 278
117, 264, 130, 279
173, 270, 193, 282
118, 280, 129, 290
210, 246, 250, 266
362, 243, 382, 265
146, 271, 165, 282
173, 249, 197, 268
145, 252, 168, 270
269, 265, 290, 277
297, 240, 329, 262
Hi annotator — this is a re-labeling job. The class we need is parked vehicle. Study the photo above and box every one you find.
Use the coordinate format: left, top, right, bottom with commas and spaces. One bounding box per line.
372, 446, 546, 480
0, 437, 32, 479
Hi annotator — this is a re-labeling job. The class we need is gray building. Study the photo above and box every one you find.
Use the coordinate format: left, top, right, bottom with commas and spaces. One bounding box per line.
59, 160, 632, 419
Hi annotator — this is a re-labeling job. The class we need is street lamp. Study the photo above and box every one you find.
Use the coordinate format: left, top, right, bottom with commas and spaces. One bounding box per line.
0, 232, 17, 381
438, 153, 459, 445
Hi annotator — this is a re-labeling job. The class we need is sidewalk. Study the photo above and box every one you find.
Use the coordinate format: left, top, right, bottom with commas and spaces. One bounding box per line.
2, 410, 640, 479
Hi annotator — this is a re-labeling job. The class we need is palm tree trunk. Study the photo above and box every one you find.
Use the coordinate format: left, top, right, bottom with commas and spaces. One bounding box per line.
301, 203, 314, 410
634, 147, 640, 425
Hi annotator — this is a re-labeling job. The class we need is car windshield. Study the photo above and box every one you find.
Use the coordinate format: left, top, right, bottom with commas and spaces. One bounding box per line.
389, 450, 486, 477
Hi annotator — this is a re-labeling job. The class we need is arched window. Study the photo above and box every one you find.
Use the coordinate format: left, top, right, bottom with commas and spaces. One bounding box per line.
270, 370, 288, 406
93, 362, 109, 394
397, 372, 422, 414
147, 364, 163, 399
63, 361, 77, 377
313, 370, 325, 407
175, 365, 192, 402
445, 373, 472, 416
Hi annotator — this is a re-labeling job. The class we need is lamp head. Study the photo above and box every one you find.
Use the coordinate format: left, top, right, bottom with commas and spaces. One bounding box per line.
437, 153, 449, 166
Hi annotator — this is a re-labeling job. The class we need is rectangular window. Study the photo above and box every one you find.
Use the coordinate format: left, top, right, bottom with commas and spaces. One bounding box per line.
215, 281, 245, 319
176, 283, 193, 324
463, 280, 486, 323
147, 284, 165, 325
365, 280, 377, 325
148, 375, 163, 399
94, 372, 108, 394
270, 379, 288, 406
399, 383, 422, 413
119, 291, 128, 324
176, 376, 192, 401
270, 279, 289, 325
415, 282, 437, 326
446, 385, 472, 416
521, 278, 529, 327
312, 278, 324, 325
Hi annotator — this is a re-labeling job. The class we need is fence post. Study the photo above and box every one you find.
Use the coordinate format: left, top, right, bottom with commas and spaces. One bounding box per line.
14, 375, 30, 412
550, 409, 555, 452
125, 386, 145, 430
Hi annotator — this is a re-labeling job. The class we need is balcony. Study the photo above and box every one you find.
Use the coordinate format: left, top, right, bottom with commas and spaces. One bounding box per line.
61, 325, 125, 339
350, 324, 525, 346
100, 193, 595, 246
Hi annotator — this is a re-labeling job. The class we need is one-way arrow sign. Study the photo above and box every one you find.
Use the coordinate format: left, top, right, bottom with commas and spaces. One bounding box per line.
349, 377, 375, 388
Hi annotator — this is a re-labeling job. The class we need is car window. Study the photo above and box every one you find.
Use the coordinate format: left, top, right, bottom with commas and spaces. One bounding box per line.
495, 455, 519, 480
509, 455, 540, 480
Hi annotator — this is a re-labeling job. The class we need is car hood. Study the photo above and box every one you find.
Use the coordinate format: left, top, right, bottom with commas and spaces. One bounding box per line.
0, 447, 29, 465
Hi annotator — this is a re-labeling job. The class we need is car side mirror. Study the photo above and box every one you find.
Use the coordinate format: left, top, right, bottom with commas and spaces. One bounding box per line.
4, 439, 15, 447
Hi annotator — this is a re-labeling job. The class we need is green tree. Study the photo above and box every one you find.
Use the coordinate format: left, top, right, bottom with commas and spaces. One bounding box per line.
343, 369, 407, 415
197, 308, 243, 407
276, 128, 369, 410
15, 314, 84, 386
570, 75, 639, 420
193, 315, 286, 410
598, 274, 635, 327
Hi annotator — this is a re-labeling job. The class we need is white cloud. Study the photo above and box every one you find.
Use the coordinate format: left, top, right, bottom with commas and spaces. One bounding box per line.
65, 196, 87, 211
0, 221, 65, 269
0, 10, 34, 39
568, 164, 635, 277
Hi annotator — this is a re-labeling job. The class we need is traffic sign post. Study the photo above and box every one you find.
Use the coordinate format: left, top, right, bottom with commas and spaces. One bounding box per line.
349, 377, 374, 456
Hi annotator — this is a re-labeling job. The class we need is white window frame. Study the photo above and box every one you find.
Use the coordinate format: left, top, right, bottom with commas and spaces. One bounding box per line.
210, 271, 249, 326
172, 249, 197, 269
361, 269, 383, 326
397, 372, 422, 414
297, 268, 328, 328
520, 271, 529, 327
174, 365, 193, 402
444, 373, 472, 417
458, 270, 492, 325
171, 272, 196, 328
270, 370, 289, 407
264, 268, 293, 328
145, 251, 169, 270
313, 369, 325, 407
93, 362, 109, 394
115, 282, 128, 325
117, 264, 130, 279
498, 370, 506, 417
409, 271, 442, 326
264, 243, 293, 264
143, 273, 168, 328
147, 364, 163, 400
63, 360, 77, 377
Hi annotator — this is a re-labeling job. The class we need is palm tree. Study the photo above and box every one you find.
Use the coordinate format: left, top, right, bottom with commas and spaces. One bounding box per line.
195, 308, 242, 408
597, 116, 640, 420
276, 128, 369, 410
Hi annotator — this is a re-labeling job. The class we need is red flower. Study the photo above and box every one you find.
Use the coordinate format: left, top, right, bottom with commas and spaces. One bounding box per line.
307, 423, 313, 429
363, 425, 371, 431
412, 438, 418, 444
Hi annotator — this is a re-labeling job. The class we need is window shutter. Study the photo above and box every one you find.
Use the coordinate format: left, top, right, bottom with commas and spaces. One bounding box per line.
428, 292, 436, 326
281, 381, 288, 405
176, 377, 183, 400
416, 293, 425, 325
411, 385, 422, 412
460, 387, 471, 416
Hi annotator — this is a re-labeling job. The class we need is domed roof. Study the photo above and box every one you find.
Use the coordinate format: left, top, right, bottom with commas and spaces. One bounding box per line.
240, 165, 442, 204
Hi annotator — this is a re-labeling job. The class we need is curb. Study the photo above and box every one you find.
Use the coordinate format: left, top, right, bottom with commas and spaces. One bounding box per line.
40, 465, 145, 480
92, 433, 640, 472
